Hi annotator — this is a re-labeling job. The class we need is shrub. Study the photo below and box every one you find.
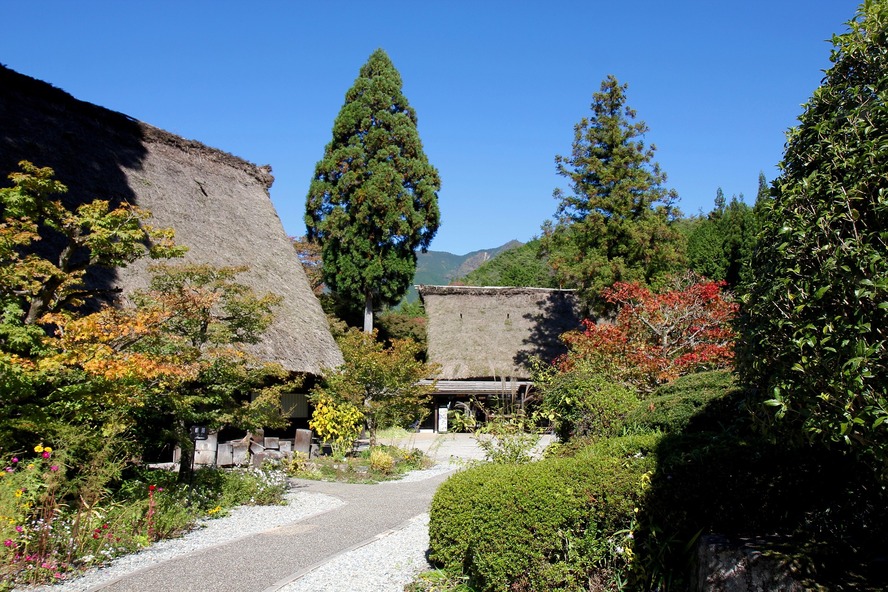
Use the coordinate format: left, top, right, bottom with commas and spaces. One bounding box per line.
308, 394, 364, 460
624, 370, 888, 589
622, 370, 739, 434
473, 416, 540, 464
368, 448, 395, 474
536, 362, 639, 441
736, 1, 888, 461
428, 433, 659, 591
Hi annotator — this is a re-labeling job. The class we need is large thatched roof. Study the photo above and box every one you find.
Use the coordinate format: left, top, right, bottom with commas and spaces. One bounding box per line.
418, 285, 581, 380
0, 64, 342, 375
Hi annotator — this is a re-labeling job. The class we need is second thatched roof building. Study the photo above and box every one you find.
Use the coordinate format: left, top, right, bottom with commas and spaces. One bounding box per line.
418, 285, 582, 431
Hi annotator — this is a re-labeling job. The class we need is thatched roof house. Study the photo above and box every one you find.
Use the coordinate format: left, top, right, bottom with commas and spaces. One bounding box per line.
0, 64, 342, 379
418, 285, 582, 395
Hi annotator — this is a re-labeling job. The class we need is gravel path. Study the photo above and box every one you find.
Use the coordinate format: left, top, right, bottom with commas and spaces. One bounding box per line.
15, 466, 452, 592
14, 435, 552, 592
17, 490, 345, 592
276, 513, 432, 592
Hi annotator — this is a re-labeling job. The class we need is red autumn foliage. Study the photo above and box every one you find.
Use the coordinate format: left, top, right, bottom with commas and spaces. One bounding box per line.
559, 273, 737, 393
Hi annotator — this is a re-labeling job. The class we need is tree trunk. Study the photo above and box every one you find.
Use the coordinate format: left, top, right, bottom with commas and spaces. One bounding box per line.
363, 291, 374, 333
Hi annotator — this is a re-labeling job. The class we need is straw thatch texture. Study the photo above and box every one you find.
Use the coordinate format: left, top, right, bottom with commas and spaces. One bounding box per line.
0, 65, 342, 375
418, 285, 581, 380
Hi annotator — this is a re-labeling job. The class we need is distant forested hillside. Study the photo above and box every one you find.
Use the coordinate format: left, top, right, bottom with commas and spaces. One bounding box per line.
460, 238, 558, 288
402, 240, 522, 301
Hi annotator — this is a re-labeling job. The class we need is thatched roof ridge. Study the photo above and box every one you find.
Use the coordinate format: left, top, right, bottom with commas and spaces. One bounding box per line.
138, 123, 276, 190
0, 64, 342, 375
418, 285, 581, 380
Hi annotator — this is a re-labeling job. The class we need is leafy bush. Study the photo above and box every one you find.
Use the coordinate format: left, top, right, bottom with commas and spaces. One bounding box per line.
736, 1, 888, 461
625, 371, 888, 589
622, 370, 739, 434
308, 394, 364, 460
473, 416, 540, 464
428, 433, 659, 591
536, 362, 639, 441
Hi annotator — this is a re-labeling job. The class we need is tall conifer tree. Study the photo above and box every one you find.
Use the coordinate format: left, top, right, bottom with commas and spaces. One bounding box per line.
542, 75, 683, 309
306, 49, 441, 332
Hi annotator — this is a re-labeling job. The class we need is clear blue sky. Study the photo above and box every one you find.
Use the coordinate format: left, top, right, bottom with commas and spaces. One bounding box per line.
1, 1, 857, 254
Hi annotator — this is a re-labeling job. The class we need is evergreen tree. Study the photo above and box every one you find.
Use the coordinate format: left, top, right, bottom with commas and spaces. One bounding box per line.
306, 49, 441, 332
686, 214, 726, 280
541, 75, 684, 309
720, 194, 757, 286
737, 1, 888, 461
713, 187, 726, 216
687, 187, 758, 287
755, 171, 770, 209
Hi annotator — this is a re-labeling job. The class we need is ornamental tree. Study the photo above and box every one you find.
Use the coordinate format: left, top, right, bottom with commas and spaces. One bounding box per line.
38, 263, 291, 477
560, 273, 737, 394
541, 76, 684, 310
0, 161, 184, 326
306, 49, 441, 332
737, 1, 888, 460
311, 328, 437, 444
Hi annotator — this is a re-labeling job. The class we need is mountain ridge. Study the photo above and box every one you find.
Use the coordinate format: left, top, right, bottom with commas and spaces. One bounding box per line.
404, 240, 523, 301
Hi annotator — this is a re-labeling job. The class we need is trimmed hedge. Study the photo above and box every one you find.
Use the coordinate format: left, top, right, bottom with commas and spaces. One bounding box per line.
428, 433, 660, 591
622, 370, 739, 434
538, 365, 640, 442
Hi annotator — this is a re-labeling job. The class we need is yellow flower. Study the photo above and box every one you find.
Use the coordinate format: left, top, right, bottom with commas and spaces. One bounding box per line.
14, 490, 22, 498
43, 447, 52, 453
26, 464, 34, 470
34, 445, 44, 453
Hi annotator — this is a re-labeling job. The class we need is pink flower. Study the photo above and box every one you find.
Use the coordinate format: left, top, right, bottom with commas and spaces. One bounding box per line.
4, 467, 12, 473
11, 457, 18, 463
15, 525, 23, 533
42, 451, 51, 459
4, 539, 13, 547
50, 465, 59, 471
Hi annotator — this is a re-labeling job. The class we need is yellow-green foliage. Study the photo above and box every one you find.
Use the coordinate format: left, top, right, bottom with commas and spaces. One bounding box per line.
313, 328, 437, 442
309, 395, 364, 458
429, 433, 660, 591
368, 448, 395, 474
